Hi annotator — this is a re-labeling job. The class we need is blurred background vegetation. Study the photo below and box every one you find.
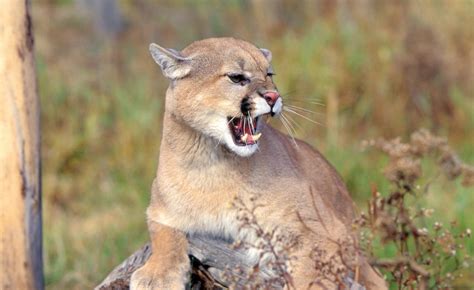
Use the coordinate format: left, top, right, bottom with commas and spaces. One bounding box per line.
34, 0, 473, 289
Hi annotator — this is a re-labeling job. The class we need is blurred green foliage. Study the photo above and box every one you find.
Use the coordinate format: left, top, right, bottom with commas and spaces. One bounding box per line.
34, 1, 473, 289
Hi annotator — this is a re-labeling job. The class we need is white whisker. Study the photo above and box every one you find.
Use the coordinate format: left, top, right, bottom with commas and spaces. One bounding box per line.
215, 135, 223, 149
280, 115, 298, 147
227, 116, 237, 125
248, 115, 255, 135
283, 107, 323, 126
281, 113, 298, 136
285, 97, 323, 102
243, 117, 247, 145
285, 104, 323, 116
283, 112, 302, 131
285, 99, 325, 106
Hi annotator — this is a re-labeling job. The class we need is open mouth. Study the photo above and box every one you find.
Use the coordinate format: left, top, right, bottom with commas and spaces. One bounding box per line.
227, 116, 262, 146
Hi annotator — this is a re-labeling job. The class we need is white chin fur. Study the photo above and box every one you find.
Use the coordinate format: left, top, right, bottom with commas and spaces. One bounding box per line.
227, 142, 259, 157
223, 134, 258, 157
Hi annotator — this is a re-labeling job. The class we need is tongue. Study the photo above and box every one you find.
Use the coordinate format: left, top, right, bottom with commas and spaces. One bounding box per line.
247, 134, 255, 143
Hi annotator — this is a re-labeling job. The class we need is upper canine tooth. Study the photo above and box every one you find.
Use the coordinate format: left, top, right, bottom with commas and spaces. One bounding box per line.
252, 133, 262, 141
241, 133, 248, 142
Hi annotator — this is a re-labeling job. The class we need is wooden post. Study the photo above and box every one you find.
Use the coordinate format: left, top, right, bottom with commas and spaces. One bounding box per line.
0, 0, 43, 289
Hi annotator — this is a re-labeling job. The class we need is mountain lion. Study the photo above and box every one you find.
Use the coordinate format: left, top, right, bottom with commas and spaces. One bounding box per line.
130, 37, 386, 289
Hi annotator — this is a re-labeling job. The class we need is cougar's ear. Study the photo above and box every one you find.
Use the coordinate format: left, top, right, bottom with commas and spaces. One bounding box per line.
149, 43, 192, 80
259, 48, 272, 63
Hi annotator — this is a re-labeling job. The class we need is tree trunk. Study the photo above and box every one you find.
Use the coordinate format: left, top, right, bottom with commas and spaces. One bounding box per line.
0, 0, 43, 289
95, 236, 276, 290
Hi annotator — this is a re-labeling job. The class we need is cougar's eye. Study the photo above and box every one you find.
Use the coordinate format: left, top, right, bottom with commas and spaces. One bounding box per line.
267, 72, 275, 77
227, 73, 249, 85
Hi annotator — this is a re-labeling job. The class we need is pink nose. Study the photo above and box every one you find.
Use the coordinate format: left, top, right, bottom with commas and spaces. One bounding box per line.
263, 91, 280, 106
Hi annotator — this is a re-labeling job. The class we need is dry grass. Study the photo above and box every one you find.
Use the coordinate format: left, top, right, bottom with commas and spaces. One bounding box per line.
360, 129, 473, 289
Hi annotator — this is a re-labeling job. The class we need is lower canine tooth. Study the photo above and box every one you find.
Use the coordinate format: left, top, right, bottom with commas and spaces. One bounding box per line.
241, 133, 248, 142
252, 133, 262, 141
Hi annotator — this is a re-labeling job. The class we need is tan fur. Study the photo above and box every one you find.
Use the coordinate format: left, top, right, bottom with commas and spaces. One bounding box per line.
130, 38, 387, 289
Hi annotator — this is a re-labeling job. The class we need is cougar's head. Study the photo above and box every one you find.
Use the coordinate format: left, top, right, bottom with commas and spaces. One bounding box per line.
149, 38, 282, 157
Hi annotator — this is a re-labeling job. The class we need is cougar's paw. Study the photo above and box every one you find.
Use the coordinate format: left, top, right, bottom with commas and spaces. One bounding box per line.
130, 262, 188, 290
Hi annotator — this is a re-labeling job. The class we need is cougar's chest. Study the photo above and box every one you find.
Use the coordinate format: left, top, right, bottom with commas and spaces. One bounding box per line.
154, 161, 242, 238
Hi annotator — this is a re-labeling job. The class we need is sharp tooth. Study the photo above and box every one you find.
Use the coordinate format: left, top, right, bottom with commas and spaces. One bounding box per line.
241, 133, 248, 142
252, 133, 262, 141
